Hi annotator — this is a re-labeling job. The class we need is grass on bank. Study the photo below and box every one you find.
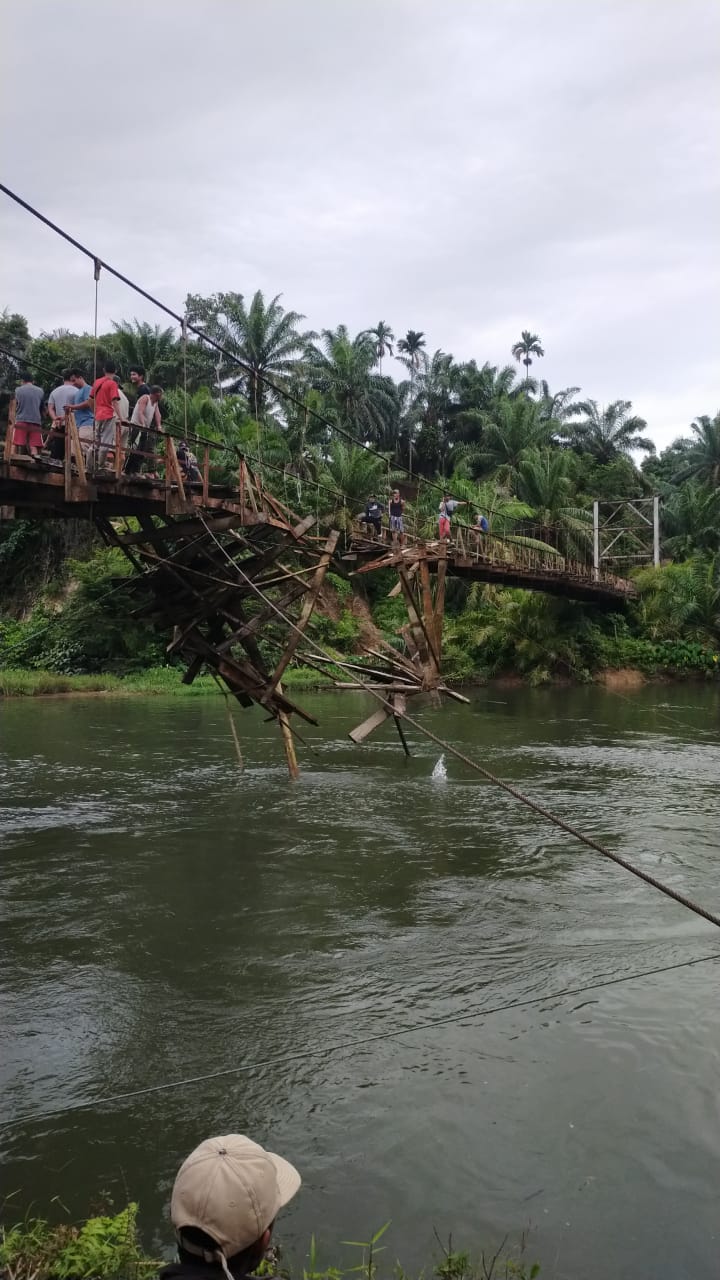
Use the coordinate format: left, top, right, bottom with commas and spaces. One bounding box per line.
0, 1207, 539, 1280
0, 665, 333, 698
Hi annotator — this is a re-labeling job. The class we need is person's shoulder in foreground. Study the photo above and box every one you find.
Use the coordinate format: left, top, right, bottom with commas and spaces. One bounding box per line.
159, 1134, 301, 1280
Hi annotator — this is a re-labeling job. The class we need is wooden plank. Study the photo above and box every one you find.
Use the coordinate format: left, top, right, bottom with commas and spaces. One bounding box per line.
418, 557, 435, 641
67, 414, 87, 486
277, 680, 300, 780
397, 566, 441, 678
392, 692, 411, 757
434, 541, 448, 658
116, 513, 242, 547
264, 529, 339, 697
202, 444, 210, 505
4, 397, 15, 461
165, 435, 186, 505
348, 705, 391, 744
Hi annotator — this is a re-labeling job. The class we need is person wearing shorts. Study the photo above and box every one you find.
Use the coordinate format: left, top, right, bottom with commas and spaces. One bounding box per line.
438, 493, 466, 539
12, 374, 45, 457
389, 488, 405, 544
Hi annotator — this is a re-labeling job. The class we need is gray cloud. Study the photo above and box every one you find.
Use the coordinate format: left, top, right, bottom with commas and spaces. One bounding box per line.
1, 0, 718, 446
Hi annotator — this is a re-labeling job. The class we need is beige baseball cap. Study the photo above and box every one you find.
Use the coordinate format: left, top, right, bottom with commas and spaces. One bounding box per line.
171, 1134, 301, 1260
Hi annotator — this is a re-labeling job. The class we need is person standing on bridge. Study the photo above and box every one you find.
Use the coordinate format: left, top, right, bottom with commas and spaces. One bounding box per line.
438, 493, 466, 540
90, 361, 125, 469
125, 381, 163, 476
46, 370, 77, 462
388, 488, 405, 545
12, 373, 46, 459
66, 369, 95, 456
363, 493, 385, 540
124, 366, 152, 473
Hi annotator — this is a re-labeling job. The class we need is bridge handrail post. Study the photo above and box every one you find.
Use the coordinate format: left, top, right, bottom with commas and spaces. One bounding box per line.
114, 420, 122, 481
4, 397, 16, 461
202, 444, 210, 505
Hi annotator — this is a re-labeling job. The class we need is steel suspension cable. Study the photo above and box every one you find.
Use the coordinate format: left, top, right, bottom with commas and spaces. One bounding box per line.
199, 514, 720, 933
0, 183, 513, 527
2, 948, 718, 1134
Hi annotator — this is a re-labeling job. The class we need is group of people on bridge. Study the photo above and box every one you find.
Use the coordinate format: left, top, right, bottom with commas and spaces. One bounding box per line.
362, 490, 489, 545
8, 364, 200, 482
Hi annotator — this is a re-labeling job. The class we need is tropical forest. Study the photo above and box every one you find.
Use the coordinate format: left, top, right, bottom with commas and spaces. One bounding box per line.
1, 296, 719, 692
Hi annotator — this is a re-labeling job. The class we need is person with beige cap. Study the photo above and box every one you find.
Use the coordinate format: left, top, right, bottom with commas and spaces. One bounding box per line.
163, 1135, 301, 1280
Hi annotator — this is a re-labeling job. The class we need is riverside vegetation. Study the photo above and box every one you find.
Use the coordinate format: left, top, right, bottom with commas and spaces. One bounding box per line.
0, 1206, 540, 1280
1, 304, 719, 688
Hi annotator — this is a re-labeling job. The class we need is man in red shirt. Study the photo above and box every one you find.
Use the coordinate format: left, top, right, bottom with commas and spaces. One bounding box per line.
71, 360, 124, 468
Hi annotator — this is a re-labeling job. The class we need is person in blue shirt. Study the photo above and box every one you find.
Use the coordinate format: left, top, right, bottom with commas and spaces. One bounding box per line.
67, 369, 95, 454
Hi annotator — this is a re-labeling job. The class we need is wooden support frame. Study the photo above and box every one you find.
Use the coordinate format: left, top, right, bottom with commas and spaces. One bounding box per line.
4, 398, 16, 461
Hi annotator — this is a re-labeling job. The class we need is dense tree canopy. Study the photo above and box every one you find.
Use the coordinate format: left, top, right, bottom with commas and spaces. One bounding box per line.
2, 294, 718, 680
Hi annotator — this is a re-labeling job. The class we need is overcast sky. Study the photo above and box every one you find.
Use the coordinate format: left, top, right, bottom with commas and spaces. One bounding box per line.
1, 0, 718, 448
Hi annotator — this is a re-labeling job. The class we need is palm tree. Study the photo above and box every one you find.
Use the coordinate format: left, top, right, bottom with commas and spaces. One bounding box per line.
674, 413, 720, 487
307, 326, 399, 448
536, 380, 582, 429
402, 349, 458, 477
663, 481, 720, 558
567, 399, 655, 464
317, 440, 399, 533
516, 449, 592, 555
397, 330, 426, 379
397, 331, 426, 474
511, 330, 545, 385
463, 395, 552, 486
112, 320, 180, 383
363, 321, 395, 374
184, 290, 316, 419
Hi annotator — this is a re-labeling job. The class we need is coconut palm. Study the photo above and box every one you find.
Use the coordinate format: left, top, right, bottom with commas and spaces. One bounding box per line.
184, 290, 316, 419
673, 413, 720, 488
307, 326, 399, 448
511, 330, 545, 385
112, 320, 180, 383
567, 399, 655, 464
363, 321, 395, 374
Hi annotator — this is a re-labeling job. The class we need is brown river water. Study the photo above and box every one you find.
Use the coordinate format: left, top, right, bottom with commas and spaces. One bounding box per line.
1, 685, 719, 1278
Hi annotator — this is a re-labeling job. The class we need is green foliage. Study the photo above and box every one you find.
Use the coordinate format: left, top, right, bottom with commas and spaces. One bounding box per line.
3, 306, 719, 688
311, 607, 361, 651
0, 1204, 156, 1280
0, 545, 166, 675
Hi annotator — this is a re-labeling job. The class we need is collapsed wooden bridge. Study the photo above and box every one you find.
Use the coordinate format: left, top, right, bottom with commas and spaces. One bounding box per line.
0, 418, 638, 774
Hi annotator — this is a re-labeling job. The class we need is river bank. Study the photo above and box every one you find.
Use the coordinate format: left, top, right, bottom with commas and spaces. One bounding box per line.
1, 662, 717, 698
0, 1203, 540, 1280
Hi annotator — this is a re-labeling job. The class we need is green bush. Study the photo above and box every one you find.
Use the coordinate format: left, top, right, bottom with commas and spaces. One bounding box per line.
0, 1204, 156, 1280
0, 547, 166, 676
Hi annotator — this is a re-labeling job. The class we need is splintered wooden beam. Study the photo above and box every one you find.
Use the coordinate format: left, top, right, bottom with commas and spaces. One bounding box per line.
116, 513, 243, 546
4, 398, 15, 461
434, 542, 448, 659
348, 704, 392, 743
263, 529, 339, 698
397, 566, 441, 681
